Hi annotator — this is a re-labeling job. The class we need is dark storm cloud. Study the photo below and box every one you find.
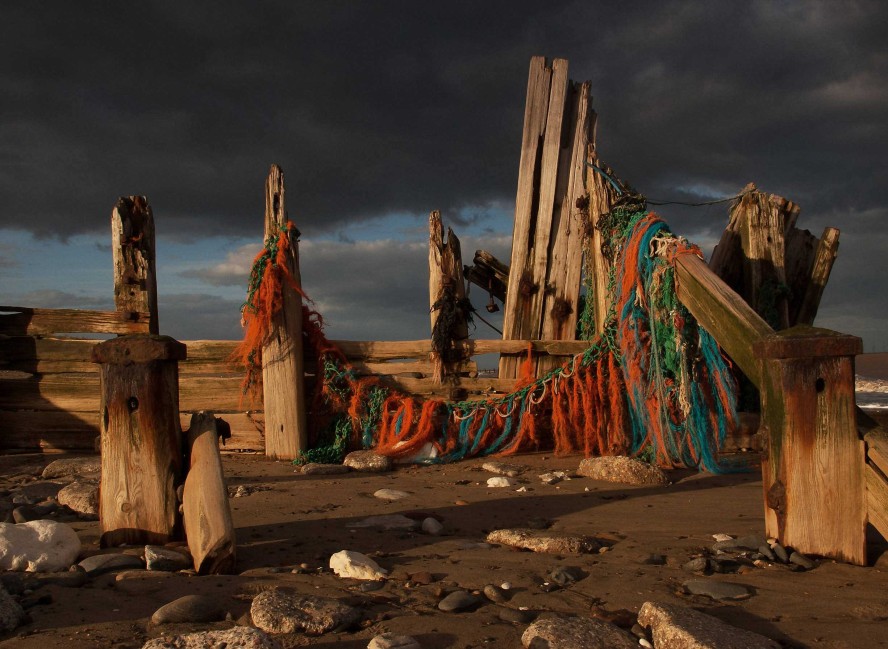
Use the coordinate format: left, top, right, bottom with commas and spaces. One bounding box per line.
3, 1, 885, 242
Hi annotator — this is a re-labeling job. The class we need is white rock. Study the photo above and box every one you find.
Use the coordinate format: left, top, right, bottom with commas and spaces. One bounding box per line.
329, 550, 387, 580
368, 633, 422, 649
487, 477, 513, 488
0, 520, 81, 572
373, 488, 411, 501
421, 517, 444, 535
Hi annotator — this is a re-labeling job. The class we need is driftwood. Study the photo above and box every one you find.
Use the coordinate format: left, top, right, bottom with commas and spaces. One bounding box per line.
183, 412, 236, 574
112, 196, 158, 334
429, 211, 469, 382
92, 334, 185, 547
260, 164, 308, 460
464, 250, 509, 303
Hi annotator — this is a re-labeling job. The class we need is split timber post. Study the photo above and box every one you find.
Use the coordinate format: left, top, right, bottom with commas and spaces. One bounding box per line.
92, 335, 186, 547
674, 254, 867, 565
112, 196, 159, 334
261, 164, 308, 460
499, 56, 592, 378
429, 210, 468, 383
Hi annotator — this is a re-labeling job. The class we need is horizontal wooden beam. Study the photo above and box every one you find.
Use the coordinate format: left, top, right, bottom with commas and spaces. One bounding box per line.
0, 306, 151, 336
866, 463, 888, 541
673, 254, 773, 387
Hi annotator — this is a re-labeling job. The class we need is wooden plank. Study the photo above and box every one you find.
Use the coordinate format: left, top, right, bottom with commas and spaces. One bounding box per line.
741, 192, 791, 330
707, 184, 753, 292
0, 307, 150, 336
183, 412, 236, 574
111, 196, 159, 334
784, 226, 818, 324
673, 254, 772, 387
866, 462, 888, 541
796, 227, 840, 326
538, 80, 590, 372
464, 250, 509, 302
865, 426, 888, 476
584, 137, 619, 336
500, 56, 553, 379
429, 212, 469, 382
758, 340, 866, 565
261, 164, 308, 460
0, 411, 98, 450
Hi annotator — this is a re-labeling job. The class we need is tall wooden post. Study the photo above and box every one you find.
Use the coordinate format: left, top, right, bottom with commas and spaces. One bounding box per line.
755, 328, 866, 565
92, 334, 186, 547
429, 211, 468, 383
261, 164, 308, 460
112, 196, 158, 334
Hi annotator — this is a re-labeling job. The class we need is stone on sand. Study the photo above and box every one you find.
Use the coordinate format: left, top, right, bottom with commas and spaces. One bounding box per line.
41, 456, 101, 480
437, 590, 480, 612
577, 456, 668, 485
482, 461, 524, 477
78, 552, 144, 575
486, 476, 513, 488
142, 626, 280, 648
145, 545, 191, 572
521, 615, 638, 648
329, 550, 388, 580
250, 589, 361, 634
368, 633, 422, 649
0, 585, 26, 633
639, 601, 779, 648
0, 520, 81, 572
343, 451, 392, 472
422, 517, 444, 535
486, 528, 601, 554
373, 488, 411, 501
151, 594, 227, 625
56, 480, 99, 515
683, 579, 751, 601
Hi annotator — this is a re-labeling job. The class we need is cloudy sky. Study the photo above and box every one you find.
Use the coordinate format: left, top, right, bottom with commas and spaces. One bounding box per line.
2, 1, 886, 351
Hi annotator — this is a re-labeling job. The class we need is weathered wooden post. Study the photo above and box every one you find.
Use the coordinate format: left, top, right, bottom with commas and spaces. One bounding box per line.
92, 335, 186, 547
261, 164, 308, 460
429, 210, 469, 383
183, 411, 236, 574
112, 196, 158, 334
755, 328, 866, 565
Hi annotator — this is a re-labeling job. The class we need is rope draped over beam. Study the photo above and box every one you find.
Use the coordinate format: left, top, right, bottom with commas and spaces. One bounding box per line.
235, 208, 742, 473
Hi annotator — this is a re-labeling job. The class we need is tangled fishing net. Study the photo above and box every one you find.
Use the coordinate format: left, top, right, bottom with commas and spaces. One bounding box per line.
236, 201, 741, 473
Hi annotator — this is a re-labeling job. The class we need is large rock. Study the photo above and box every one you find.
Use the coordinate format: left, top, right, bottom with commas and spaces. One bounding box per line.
639, 601, 780, 648
0, 584, 26, 633
343, 451, 392, 472
329, 550, 387, 580
486, 528, 601, 554
41, 457, 101, 480
142, 626, 280, 648
521, 615, 638, 648
577, 456, 668, 485
0, 520, 81, 572
56, 480, 99, 515
151, 594, 227, 625
251, 589, 361, 634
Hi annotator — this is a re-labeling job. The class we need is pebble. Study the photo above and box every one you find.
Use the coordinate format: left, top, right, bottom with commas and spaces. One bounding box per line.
251, 590, 361, 634
78, 552, 143, 575
0, 584, 25, 633
481, 461, 524, 477
145, 545, 191, 572
483, 584, 508, 603
12, 504, 55, 524
343, 451, 392, 473
409, 571, 434, 585
522, 615, 638, 648
373, 489, 411, 501
549, 565, 584, 586
712, 533, 734, 542
486, 477, 513, 488
789, 552, 816, 570
683, 579, 751, 601
359, 581, 385, 592
421, 517, 444, 535
301, 463, 350, 475
500, 581, 512, 590
758, 544, 776, 562
368, 632, 422, 649
538, 471, 570, 485
0, 520, 81, 572
150, 594, 226, 625
682, 557, 709, 573
486, 528, 601, 554
329, 550, 388, 580
577, 456, 669, 486
437, 590, 480, 612
771, 542, 789, 563
142, 626, 280, 649
639, 639, 653, 648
